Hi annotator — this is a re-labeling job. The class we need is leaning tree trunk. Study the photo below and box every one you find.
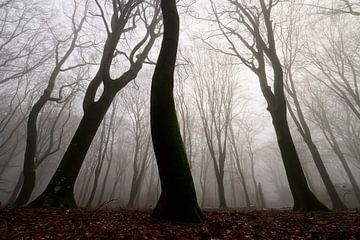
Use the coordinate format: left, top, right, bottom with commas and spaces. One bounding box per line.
30, 85, 117, 207
150, 0, 205, 222
286, 73, 346, 210
269, 100, 329, 211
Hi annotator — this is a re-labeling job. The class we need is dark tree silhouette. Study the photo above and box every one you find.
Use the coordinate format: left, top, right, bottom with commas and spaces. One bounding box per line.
14, 1, 88, 206
209, 0, 329, 211
150, 0, 205, 222
30, 0, 161, 208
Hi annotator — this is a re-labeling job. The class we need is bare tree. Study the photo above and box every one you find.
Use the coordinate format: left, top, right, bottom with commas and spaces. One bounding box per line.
31, 0, 162, 207
14, 0, 89, 206
228, 123, 251, 207
207, 0, 328, 210
305, 0, 360, 16
305, 88, 360, 205
150, 0, 205, 222
193, 52, 235, 209
124, 87, 152, 208
0, 0, 51, 85
305, 17, 360, 120
280, 1, 347, 210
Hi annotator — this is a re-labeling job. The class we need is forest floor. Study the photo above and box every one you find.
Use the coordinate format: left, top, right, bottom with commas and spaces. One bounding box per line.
0, 208, 359, 239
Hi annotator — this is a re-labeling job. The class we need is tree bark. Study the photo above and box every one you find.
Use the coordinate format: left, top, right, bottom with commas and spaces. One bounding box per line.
286, 70, 346, 210
269, 101, 329, 211
30, 85, 117, 207
150, 0, 205, 222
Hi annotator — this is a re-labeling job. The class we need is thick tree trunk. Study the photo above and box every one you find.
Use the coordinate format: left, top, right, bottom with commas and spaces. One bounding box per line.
269, 103, 329, 211
29, 86, 117, 208
150, 0, 205, 222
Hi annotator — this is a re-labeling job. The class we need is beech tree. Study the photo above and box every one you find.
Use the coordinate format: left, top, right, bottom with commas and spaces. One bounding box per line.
208, 0, 328, 210
193, 52, 235, 209
305, 88, 360, 205
150, 0, 205, 222
280, 1, 346, 210
30, 0, 161, 208
14, 0, 89, 206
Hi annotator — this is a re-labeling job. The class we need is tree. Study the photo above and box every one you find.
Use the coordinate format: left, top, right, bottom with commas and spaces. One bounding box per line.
280, 1, 346, 210
306, 0, 360, 16
306, 88, 360, 205
124, 87, 152, 208
305, 16, 360, 120
30, 0, 161, 208
14, 0, 89, 206
193, 52, 235, 209
150, 0, 205, 222
208, 0, 328, 210
229, 123, 251, 207
0, 0, 50, 85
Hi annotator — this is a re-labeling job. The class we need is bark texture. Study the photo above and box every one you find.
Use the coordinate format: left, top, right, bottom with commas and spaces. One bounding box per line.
150, 0, 205, 222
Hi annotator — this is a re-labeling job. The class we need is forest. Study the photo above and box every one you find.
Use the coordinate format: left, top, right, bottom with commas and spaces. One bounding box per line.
0, 0, 360, 238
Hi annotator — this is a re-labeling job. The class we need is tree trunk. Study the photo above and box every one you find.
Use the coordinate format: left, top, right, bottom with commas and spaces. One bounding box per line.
239, 170, 251, 208
305, 139, 347, 210
8, 173, 23, 204
269, 102, 329, 211
97, 159, 112, 207
29, 85, 117, 208
328, 135, 360, 204
150, 0, 205, 222
286, 73, 346, 210
258, 183, 266, 208
215, 171, 227, 209
14, 92, 51, 206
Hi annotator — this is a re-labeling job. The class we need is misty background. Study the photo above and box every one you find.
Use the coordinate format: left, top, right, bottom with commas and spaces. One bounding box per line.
0, 0, 359, 209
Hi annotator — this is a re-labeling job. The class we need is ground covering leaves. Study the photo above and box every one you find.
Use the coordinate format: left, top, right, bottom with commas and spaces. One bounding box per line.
0, 208, 359, 239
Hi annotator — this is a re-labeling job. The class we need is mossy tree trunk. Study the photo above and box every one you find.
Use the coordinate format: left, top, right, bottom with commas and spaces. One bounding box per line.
150, 0, 205, 222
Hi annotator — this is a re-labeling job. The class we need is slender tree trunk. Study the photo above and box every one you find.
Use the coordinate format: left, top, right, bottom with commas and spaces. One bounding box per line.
305, 139, 346, 209
269, 103, 329, 211
286, 71, 347, 210
319, 111, 360, 204
332, 145, 360, 204
127, 138, 141, 208
214, 170, 227, 209
97, 159, 112, 206
30, 85, 117, 207
150, 0, 204, 222
85, 167, 102, 208
239, 170, 251, 208
258, 183, 266, 208
8, 173, 23, 204
14, 96, 45, 205
249, 153, 260, 207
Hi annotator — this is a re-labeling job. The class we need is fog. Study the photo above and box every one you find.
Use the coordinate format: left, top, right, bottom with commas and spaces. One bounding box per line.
0, 0, 359, 211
